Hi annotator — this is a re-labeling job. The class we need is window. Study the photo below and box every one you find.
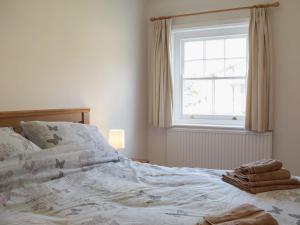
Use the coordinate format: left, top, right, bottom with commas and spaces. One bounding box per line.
173, 23, 249, 127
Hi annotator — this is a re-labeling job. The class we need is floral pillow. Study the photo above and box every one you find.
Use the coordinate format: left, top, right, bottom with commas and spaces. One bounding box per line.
0, 127, 41, 161
20, 121, 115, 151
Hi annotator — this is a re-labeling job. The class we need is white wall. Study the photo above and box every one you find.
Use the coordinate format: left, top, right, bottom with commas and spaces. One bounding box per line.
1, 0, 299, 174
147, 0, 300, 175
0, 0, 148, 158
271, 0, 300, 176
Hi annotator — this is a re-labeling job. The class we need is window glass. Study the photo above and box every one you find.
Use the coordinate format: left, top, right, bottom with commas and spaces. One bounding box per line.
183, 80, 213, 115
205, 59, 225, 77
225, 38, 247, 58
184, 60, 204, 77
205, 39, 224, 59
173, 23, 249, 127
184, 41, 204, 60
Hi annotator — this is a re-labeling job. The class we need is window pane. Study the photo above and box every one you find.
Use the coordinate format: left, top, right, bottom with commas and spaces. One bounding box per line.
183, 80, 213, 115
184, 41, 204, 60
205, 39, 224, 59
205, 59, 225, 77
215, 79, 246, 116
225, 59, 247, 77
184, 60, 204, 77
225, 38, 247, 58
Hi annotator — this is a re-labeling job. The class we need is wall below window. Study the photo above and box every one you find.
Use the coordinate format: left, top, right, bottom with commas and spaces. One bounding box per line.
147, 0, 300, 175
0, 0, 148, 158
166, 128, 272, 169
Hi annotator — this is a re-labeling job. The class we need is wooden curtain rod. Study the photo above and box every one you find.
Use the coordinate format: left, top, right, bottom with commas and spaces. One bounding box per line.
150, 1, 280, 22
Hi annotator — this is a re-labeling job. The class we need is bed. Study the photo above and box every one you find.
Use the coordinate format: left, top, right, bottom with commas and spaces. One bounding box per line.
0, 108, 299, 225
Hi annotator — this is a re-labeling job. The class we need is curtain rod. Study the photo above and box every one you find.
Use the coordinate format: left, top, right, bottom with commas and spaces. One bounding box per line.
150, 1, 280, 22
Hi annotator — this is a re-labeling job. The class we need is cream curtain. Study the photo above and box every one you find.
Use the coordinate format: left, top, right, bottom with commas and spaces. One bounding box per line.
149, 19, 173, 128
246, 8, 273, 132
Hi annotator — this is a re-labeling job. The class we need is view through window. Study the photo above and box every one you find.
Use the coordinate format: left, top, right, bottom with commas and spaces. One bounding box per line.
173, 23, 248, 127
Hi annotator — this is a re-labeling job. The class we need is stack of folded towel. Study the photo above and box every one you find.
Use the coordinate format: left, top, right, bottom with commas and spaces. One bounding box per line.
222, 159, 300, 194
197, 204, 278, 225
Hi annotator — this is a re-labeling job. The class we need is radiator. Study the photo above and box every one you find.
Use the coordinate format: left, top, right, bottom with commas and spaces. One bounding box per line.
166, 128, 272, 170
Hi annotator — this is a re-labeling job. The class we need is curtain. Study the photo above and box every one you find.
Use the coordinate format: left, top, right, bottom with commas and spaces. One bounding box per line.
246, 8, 273, 132
149, 19, 173, 128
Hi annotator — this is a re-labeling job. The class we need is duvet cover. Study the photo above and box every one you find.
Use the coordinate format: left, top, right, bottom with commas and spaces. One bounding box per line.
1, 144, 300, 225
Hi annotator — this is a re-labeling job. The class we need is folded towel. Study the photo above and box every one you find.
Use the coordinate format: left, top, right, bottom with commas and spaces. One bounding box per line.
234, 169, 291, 182
197, 204, 278, 225
235, 159, 282, 175
227, 171, 300, 187
205, 213, 278, 225
223, 173, 300, 194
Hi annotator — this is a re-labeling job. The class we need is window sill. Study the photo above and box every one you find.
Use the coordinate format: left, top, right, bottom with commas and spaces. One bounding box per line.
172, 123, 245, 131
171, 123, 272, 136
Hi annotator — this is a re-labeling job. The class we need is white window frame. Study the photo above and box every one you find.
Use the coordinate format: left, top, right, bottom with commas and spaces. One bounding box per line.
172, 23, 249, 128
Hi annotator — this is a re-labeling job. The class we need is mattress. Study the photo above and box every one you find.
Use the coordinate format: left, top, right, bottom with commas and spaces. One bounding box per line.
1, 145, 300, 225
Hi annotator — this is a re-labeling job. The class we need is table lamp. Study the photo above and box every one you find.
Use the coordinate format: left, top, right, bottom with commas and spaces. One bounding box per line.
108, 129, 125, 150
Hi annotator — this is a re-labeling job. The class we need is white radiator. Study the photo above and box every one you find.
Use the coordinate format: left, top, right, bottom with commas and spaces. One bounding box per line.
166, 128, 272, 170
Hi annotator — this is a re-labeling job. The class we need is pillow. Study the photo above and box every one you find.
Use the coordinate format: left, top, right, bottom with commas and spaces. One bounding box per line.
0, 127, 41, 161
20, 121, 113, 150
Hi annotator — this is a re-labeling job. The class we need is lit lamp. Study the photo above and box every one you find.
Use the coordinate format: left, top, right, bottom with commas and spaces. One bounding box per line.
108, 129, 125, 150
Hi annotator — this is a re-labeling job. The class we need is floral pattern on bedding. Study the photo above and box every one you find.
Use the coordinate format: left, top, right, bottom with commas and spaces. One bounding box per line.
0, 144, 300, 225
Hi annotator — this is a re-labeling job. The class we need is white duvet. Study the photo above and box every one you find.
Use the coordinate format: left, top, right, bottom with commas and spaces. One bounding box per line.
0, 145, 300, 225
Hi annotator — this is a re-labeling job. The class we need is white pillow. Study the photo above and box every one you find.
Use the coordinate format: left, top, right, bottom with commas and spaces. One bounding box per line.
0, 127, 41, 161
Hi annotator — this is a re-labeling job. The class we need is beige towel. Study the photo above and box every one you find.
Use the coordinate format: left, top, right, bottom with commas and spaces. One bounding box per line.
223, 173, 300, 194
197, 204, 278, 225
227, 171, 300, 187
235, 159, 282, 175
234, 169, 291, 182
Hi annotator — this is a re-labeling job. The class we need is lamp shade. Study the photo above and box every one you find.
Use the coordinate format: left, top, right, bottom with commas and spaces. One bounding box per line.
108, 129, 125, 150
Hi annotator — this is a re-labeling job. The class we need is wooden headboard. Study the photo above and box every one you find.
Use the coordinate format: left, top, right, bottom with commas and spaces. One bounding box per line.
0, 108, 90, 133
